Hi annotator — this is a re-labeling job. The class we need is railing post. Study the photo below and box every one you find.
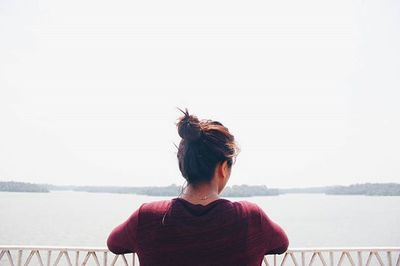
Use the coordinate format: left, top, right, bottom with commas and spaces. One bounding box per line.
358, 251, 362, 266
17, 249, 22, 266
75, 251, 79, 266
47, 250, 51, 266
387, 251, 392, 266
330, 251, 334, 266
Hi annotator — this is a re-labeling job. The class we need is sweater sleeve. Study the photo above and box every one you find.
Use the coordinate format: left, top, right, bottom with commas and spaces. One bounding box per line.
106, 206, 140, 254
257, 206, 289, 255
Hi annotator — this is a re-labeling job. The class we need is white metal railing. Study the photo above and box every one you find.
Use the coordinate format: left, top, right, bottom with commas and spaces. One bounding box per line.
0, 246, 399, 266
263, 248, 400, 266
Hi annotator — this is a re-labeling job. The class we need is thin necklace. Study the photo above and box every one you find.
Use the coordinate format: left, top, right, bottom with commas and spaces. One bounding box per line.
180, 191, 219, 201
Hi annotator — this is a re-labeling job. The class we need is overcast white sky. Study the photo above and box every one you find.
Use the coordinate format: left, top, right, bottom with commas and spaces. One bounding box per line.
0, 0, 399, 188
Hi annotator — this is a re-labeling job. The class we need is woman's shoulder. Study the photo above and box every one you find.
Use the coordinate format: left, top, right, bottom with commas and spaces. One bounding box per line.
234, 200, 260, 208
226, 199, 264, 219
137, 198, 262, 217
231, 199, 261, 210
139, 199, 172, 214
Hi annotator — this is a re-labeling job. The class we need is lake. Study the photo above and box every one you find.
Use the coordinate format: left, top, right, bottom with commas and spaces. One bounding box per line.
0, 191, 399, 248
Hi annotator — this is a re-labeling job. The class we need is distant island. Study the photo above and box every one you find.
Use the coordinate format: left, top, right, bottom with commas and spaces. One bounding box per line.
0, 181, 278, 196
1, 180, 399, 196
44, 183, 280, 197
279, 183, 400, 196
324, 183, 400, 196
0, 181, 49, 193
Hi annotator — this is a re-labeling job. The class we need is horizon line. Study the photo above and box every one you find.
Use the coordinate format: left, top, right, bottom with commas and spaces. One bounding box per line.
1, 179, 399, 190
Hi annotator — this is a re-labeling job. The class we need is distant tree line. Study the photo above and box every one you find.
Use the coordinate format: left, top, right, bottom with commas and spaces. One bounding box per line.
1, 180, 399, 196
221, 185, 279, 197
325, 183, 400, 196
278, 183, 400, 196
278, 186, 331, 194
0, 181, 49, 193
45, 183, 279, 197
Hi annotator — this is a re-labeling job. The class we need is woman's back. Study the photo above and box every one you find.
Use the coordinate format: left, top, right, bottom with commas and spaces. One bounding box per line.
107, 197, 289, 266
107, 109, 289, 265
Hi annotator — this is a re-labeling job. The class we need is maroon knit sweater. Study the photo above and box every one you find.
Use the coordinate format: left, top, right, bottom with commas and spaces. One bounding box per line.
107, 197, 289, 266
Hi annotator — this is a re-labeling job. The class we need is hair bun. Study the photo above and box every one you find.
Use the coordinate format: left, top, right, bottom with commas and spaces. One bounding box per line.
177, 108, 202, 142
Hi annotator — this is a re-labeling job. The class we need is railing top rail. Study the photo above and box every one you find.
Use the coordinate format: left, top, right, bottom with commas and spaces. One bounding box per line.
287, 247, 400, 252
0, 245, 108, 252
1, 245, 399, 252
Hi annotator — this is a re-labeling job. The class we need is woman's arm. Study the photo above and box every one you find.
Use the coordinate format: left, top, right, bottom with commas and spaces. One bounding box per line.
106, 207, 140, 254
258, 206, 289, 255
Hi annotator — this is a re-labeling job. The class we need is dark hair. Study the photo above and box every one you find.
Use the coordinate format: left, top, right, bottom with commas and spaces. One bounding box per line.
176, 108, 240, 186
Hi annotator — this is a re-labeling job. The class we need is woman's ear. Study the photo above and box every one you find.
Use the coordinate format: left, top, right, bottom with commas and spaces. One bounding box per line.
216, 160, 231, 193
215, 161, 227, 179
221, 160, 231, 179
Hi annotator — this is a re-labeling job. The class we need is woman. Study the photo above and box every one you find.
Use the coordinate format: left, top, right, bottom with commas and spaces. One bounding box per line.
107, 108, 289, 266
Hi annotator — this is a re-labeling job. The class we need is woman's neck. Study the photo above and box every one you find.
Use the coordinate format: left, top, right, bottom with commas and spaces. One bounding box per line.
179, 182, 220, 205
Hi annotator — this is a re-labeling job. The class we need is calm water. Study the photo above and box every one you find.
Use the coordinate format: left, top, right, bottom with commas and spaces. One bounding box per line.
0, 191, 399, 248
